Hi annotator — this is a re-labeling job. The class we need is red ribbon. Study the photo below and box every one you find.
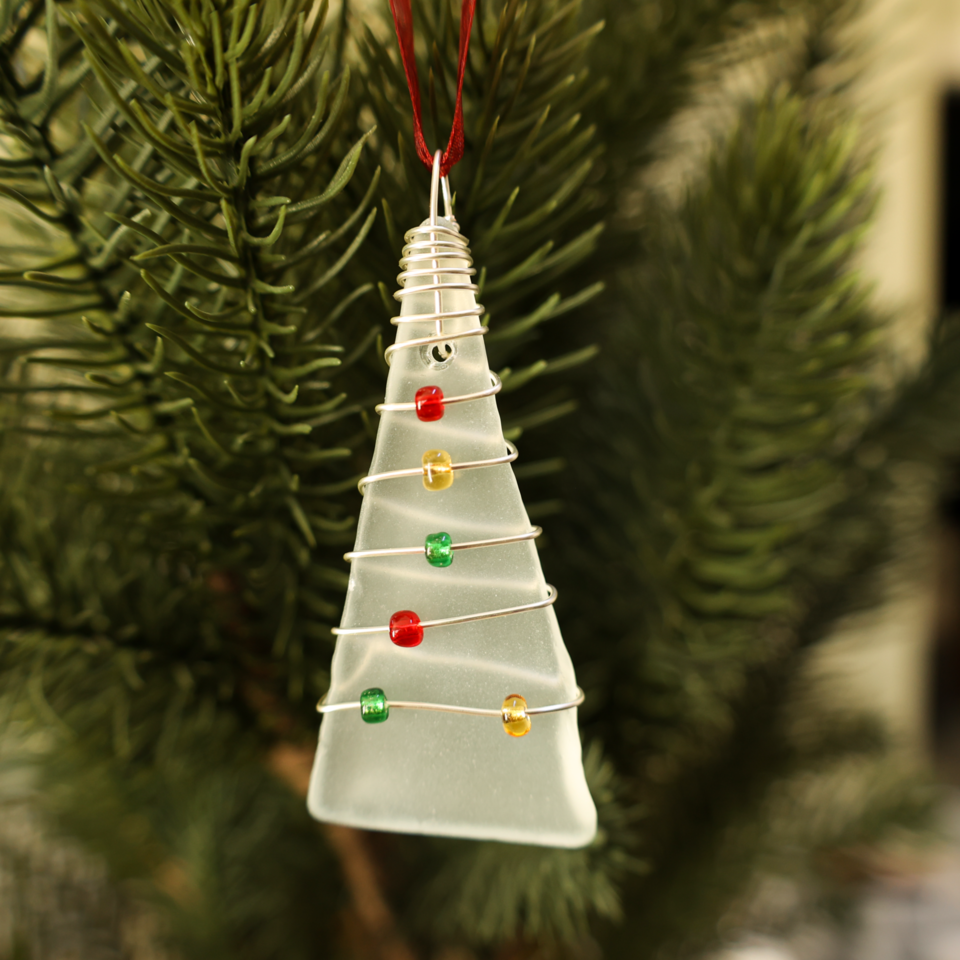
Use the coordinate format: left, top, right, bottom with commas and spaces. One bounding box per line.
388, 0, 476, 178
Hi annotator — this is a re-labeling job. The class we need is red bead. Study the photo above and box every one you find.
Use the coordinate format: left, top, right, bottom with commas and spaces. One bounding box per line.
389, 610, 423, 647
415, 386, 445, 422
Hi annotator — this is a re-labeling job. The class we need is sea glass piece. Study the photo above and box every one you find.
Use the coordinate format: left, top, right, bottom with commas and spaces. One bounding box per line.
308, 215, 597, 848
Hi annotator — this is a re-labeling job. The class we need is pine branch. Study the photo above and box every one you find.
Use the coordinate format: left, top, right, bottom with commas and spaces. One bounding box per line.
605, 657, 933, 958
567, 87, 881, 766
2, 0, 378, 718
18, 713, 346, 960
324, 825, 419, 960
586, 0, 798, 188
414, 741, 642, 945
346, 0, 607, 445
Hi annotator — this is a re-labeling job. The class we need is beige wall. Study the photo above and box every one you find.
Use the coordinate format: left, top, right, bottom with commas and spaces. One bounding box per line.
857, 0, 959, 360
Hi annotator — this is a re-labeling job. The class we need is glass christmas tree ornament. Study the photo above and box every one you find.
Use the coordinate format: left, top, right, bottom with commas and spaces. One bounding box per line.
389, 610, 423, 647
501, 694, 532, 737
422, 449, 453, 490
309, 153, 597, 849
415, 386, 445, 421
360, 688, 389, 723
424, 531, 454, 567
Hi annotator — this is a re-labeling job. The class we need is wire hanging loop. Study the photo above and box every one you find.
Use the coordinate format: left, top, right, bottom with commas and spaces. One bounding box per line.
426, 150, 451, 347
429, 150, 454, 226
384, 0, 478, 366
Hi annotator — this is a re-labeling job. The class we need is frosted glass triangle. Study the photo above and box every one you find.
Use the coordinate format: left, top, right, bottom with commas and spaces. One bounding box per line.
307, 216, 597, 847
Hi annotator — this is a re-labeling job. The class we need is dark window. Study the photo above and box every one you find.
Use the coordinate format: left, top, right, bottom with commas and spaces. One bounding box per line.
942, 91, 960, 308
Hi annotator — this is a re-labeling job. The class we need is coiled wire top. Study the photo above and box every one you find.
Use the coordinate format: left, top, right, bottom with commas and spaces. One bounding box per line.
384, 162, 487, 366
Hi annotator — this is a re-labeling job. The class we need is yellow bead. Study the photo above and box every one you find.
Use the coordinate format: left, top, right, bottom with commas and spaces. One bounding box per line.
422, 449, 454, 491
501, 694, 531, 737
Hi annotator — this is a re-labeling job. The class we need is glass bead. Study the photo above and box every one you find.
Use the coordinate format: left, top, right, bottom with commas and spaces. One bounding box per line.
424, 531, 454, 567
389, 610, 423, 647
415, 386, 445, 422
422, 449, 454, 491
360, 687, 389, 723
501, 694, 531, 737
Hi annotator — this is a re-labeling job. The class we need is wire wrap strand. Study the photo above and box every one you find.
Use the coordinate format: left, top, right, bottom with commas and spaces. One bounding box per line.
375, 372, 501, 414
384, 154, 487, 366
344, 526, 542, 562
357, 440, 517, 494
317, 686, 585, 717
331, 584, 557, 636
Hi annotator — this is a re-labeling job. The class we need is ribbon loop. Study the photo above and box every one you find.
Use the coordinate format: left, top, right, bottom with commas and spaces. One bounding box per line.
388, 0, 476, 178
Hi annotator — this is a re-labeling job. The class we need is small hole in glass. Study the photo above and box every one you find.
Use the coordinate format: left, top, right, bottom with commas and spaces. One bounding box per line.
421, 342, 456, 368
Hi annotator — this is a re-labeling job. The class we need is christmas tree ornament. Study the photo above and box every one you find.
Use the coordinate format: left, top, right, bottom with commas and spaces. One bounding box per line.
307, 0, 596, 847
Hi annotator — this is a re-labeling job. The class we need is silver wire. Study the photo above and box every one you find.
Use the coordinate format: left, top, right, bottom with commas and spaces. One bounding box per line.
317, 687, 585, 717
330, 584, 557, 636
384, 326, 488, 365
357, 440, 518, 494
429, 150, 441, 227
384, 152, 486, 366
427, 150, 455, 223
442, 174, 454, 220
375, 372, 502, 414
344, 526, 542, 562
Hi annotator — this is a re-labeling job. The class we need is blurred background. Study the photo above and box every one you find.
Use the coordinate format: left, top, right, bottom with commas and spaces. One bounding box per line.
5, 0, 960, 957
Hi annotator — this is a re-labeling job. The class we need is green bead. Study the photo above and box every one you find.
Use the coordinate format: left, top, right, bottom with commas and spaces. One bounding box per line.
359, 687, 389, 723
424, 531, 454, 567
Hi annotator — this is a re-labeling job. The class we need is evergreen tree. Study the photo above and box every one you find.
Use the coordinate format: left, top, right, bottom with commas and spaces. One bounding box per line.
0, 0, 955, 956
